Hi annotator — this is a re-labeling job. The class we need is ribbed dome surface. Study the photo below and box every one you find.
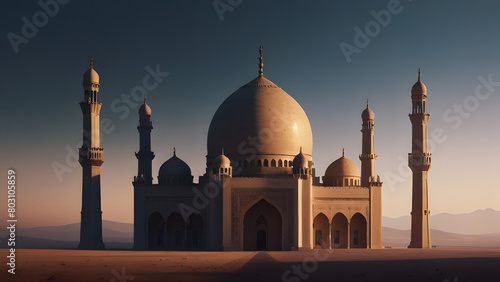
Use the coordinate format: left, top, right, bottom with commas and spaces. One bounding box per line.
325, 156, 360, 177
207, 75, 313, 159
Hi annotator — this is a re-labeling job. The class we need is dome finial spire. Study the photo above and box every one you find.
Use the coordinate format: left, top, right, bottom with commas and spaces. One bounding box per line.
342, 148, 345, 157
173, 147, 176, 156
221, 148, 224, 155
418, 68, 421, 81
90, 57, 94, 69
258, 45, 263, 76
367, 99, 369, 108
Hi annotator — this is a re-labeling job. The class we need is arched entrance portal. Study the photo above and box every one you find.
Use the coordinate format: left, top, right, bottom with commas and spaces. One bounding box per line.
350, 213, 367, 248
148, 212, 164, 249
313, 213, 329, 249
243, 199, 282, 251
331, 213, 348, 248
166, 213, 185, 250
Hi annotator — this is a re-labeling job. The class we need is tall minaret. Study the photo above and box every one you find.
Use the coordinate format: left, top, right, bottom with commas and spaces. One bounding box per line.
408, 69, 432, 248
360, 101, 383, 248
135, 97, 154, 184
78, 57, 105, 249
360, 100, 377, 187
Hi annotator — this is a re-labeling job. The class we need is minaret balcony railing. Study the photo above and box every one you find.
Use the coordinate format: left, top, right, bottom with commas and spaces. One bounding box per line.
359, 153, 377, 159
408, 153, 432, 168
79, 147, 104, 161
135, 151, 155, 159
362, 123, 374, 130
139, 120, 152, 127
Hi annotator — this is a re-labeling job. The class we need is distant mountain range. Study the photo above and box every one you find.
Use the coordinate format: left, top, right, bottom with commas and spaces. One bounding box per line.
383, 208, 500, 235
383, 227, 500, 248
1, 209, 499, 249
0, 220, 133, 249
14, 220, 133, 241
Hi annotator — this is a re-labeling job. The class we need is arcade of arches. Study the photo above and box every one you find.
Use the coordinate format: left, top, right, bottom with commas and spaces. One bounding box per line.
147, 205, 367, 251
313, 212, 367, 249
147, 212, 204, 250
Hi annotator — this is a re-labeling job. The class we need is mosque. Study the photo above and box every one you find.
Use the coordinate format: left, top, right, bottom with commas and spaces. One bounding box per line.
78, 48, 432, 251
131, 48, 383, 251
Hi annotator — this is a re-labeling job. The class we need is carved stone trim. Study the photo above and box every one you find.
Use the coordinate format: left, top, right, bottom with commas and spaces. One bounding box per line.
314, 197, 369, 202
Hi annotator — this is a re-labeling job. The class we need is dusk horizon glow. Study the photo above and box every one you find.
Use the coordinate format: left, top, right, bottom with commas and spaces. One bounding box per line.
1, 0, 499, 228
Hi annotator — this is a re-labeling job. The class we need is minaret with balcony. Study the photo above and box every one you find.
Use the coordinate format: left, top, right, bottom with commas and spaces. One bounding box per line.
360, 101, 383, 248
360, 100, 377, 187
134, 98, 155, 184
78, 57, 105, 249
408, 69, 432, 248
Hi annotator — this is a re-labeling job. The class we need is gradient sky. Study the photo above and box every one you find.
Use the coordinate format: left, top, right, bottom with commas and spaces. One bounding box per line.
1, 0, 499, 228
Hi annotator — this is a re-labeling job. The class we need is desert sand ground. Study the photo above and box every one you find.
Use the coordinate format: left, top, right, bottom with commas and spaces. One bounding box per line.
1, 248, 499, 282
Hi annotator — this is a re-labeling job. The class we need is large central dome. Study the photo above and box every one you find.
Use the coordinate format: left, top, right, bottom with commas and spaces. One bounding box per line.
207, 74, 313, 162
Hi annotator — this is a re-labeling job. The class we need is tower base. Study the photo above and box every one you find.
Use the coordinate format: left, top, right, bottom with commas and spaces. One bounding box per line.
78, 241, 105, 250
408, 241, 431, 249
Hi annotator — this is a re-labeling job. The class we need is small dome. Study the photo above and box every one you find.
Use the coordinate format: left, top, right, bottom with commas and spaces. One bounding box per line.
213, 149, 231, 168
411, 69, 427, 96
139, 100, 151, 116
293, 147, 308, 169
325, 153, 360, 178
158, 152, 191, 177
83, 58, 99, 85
361, 105, 374, 120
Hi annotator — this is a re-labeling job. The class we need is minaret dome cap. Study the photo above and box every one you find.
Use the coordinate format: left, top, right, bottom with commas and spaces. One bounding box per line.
411, 69, 427, 96
361, 100, 375, 120
139, 98, 152, 116
83, 57, 100, 85
292, 147, 308, 169
213, 149, 231, 168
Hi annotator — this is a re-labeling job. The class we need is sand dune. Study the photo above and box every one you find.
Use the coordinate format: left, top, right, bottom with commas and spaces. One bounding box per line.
1, 248, 499, 282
